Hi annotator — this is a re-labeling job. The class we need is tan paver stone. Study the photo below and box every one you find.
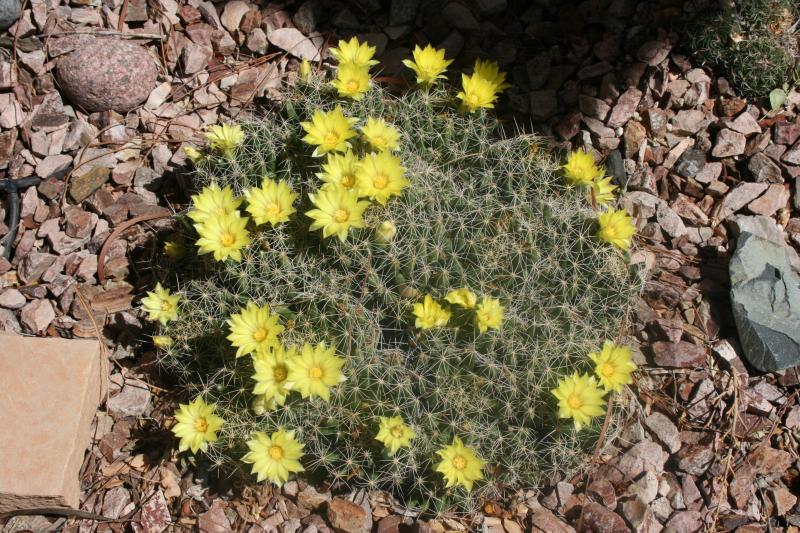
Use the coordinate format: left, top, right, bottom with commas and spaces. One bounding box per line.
0, 334, 108, 511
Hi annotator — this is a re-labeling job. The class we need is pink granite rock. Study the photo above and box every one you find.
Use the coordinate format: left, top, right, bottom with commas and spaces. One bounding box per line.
56, 38, 157, 113
0, 334, 108, 511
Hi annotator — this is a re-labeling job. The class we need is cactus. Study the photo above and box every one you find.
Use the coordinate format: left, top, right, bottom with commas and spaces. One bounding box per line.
156, 78, 640, 509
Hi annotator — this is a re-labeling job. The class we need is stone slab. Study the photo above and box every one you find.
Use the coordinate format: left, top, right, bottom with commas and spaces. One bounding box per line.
0, 334, 108, 511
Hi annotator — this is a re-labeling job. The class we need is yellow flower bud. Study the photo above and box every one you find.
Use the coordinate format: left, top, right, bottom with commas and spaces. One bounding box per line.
375, 220, 397, 243
299, 59, 312, 81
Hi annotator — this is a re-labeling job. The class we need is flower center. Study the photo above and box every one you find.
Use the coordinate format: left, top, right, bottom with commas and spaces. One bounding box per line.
468, 93, 480, 105
160, 301, 172, 312
373, 136, 387, 147
390, 426, 405, 438
269, 445, 284, 460
252, 328, 268, 342
452, 455, 467, 470
373, 174, 389, 189
346, 80, 359, 92
220, 232, 236, 247
309, 366, 324, 380
600, 363, 615, 378
324, 131, 340, 146
266, 203, 281, 216
341, 174, 355, 188
567, 394, 582, 409
273, 364, 288, 382
194, 417, 208, 432
333, 209, 349, 223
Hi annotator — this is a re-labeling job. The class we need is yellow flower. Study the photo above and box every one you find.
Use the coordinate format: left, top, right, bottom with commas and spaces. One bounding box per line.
244, 179, 298, 226
141, 282, 180, 325
402, 44, 453, 85
227, 302, 284, 358
299, 59, 312, 81
252, 344, 297, 410
434, 437, 485, 491
412, 295, 451, 329
475, 296, 504, 333
374, 220, 397, 243
286, 342, 345, 402
589, 341, 637, 392
306, 186, 370, 241
360, 117, 401, 152
163, 240, 185, 261
444, 288, 477, 309
329, 36, 379, 69
318, 151, 361, 191
183, 145, 204, 163
301, 106, 358, 157
590, 176, 617, 206
188, 183, 242, 225
597, 208, 636, 250
332, 63, 372, 100
172, 397, 224, 454
356, 151, 409, 205
562, 150, 604, 187
205, 123, 244, 159
473, 58, 510, 91
195, 210, 251, 262
152, 335, 173, 348
552, 373, 607, 430
457, 73, 500, 112
375, 416, 416, 455
242, 428, 305, 485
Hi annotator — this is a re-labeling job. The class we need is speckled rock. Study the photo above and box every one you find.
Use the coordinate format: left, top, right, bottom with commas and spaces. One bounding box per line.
56, 38, 157, 113
0, 0, 20, 30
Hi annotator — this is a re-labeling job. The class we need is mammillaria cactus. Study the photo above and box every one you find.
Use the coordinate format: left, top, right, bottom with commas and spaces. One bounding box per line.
153, 48, 640, 510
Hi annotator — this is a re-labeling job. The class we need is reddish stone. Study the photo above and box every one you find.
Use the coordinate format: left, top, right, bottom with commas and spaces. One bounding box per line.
530, 510, 575, 533
580, 502, 629, 533
327, 498, 370, 533
652, 341, 706, 368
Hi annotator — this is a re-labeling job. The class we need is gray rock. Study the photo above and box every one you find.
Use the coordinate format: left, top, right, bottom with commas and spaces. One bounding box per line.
748, 152, 783, 183
0, 0, 20, 30
728, 215, 800, 271
674, 148, 706, 179
730, 232, 800, 371
605, 149, 625, 186
56, 38, 157, 113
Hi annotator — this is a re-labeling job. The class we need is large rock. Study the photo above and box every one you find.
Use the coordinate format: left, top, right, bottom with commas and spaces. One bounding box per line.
730, 232, 800, 371
56, 38, 157, 113
0, 0, 20, 30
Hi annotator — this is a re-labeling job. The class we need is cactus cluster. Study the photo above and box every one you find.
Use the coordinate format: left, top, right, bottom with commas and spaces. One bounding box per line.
154, 71, 640, 509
